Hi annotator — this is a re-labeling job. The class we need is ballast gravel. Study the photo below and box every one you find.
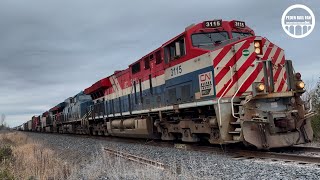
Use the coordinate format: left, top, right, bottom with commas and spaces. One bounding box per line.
23, 132, 320, 180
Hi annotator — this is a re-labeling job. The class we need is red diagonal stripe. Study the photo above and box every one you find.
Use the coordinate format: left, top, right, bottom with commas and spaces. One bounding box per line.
213, 46, 232, 67
258, 42, 276, 82
275, 56, 286, 92
217, 79, 232, 97
215, 40, 251, 84
273, 50, 284, 90
237, 63, 264, 95
260, 38, 267, 54
271, 47, 281, 64
217, 52, 256, 97
218, 39, 275, 97
262, 42, 274, 60
260, 41, 274, 83
277, 78, 286, 92
258, 43, 286, 93
217, 39, 273, 97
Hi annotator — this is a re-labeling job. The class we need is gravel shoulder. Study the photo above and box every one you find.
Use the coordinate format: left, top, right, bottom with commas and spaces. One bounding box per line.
23, 132, 320, 180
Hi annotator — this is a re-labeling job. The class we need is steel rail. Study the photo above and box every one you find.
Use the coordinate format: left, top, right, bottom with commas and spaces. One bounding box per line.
231, 150, 320, 165
289, 146, 320, 153
104, 147, 167, 170
174, 143, 320, 165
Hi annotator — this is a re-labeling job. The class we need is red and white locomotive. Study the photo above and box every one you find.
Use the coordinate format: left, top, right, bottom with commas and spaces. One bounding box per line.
23, 20, 314, 149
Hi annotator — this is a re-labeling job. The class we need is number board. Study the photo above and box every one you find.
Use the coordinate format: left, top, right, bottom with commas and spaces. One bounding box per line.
203, 20, 222, 28
234, 21, 246, 28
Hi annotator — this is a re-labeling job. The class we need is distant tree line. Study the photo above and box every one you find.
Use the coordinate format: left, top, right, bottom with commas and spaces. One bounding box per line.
309, 77, 320, 139
313, 78, 320, 113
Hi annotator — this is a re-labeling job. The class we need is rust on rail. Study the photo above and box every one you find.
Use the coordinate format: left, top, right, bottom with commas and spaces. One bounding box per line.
104, 147, 166, 170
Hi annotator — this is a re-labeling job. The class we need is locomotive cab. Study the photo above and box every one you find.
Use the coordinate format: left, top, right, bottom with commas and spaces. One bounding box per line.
180, 19, 314, 149
189, 20, 254, 51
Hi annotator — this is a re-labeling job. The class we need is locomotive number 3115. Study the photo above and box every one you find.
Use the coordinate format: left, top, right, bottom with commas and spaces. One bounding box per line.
171, 65, 182, 77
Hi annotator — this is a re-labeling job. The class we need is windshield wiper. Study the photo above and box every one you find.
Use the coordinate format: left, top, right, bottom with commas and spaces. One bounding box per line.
214, 40, 222, 45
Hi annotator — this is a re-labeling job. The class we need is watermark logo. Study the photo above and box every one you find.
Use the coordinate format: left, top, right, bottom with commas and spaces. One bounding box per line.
281, 4, 315, 38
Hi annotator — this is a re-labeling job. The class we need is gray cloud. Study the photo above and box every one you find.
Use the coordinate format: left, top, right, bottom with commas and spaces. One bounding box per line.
0, 0, 319, 127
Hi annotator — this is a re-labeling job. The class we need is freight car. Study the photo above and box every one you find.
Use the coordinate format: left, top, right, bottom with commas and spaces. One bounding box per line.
31, 116, 41, 132
27, 120, 32, 131
41, 112, 49, 132
21, 19, 314, 149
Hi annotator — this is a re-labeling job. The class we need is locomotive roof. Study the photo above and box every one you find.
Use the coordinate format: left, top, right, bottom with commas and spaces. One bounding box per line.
84, 77, 112, 95
84, 19, 254, 96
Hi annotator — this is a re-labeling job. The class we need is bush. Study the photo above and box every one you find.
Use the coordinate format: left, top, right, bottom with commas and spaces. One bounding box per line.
0, 146, 12, 162
310, 77, 320, 140
0, 169, 14, 180
312, 115, 320, 140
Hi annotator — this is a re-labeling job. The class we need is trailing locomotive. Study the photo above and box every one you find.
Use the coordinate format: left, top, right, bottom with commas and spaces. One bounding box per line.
21, 20, 314, 149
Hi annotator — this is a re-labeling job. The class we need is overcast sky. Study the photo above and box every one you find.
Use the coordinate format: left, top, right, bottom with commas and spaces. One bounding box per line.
0, 0, 319, 127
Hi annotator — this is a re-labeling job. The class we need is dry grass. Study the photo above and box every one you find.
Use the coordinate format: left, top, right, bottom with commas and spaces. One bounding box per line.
69, 146, 217, 180
0, 132, 216, 179
68, 151, 171, 180
0, 132, 73, 180
12, 143, 72, 179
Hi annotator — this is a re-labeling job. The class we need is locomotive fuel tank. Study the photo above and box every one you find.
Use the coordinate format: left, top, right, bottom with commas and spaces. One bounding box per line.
107, 117, 157, 139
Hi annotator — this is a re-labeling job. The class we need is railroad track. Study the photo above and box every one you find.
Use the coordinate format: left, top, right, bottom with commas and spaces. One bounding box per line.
103, 144, 320, 178
23, 131, 320, 167
285, 145, 320, 153
231, 150, 320, 166
103, 147, 183, 175
175, 143, 320, 167
104, 147, 167, 170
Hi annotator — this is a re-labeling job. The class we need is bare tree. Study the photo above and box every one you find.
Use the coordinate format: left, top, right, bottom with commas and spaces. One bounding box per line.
301, 77, 320, 113
312, 77, 320, 113
302, 78, 316, 101
0, 114, 5, 126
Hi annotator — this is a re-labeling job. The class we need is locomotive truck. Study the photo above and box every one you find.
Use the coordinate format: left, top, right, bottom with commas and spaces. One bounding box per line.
21, 20, 314, 149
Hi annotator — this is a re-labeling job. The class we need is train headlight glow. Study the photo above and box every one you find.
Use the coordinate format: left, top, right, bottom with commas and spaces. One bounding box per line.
254, 40, 262, 55
296, 81, 305, 89
256, 83, 265, 92
254, 41, 260, 48
255, 48, 261, 54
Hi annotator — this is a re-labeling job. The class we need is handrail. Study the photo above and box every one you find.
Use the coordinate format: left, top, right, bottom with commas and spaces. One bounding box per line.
81, 108, 92, 125
217, 66, 233, 127
231, 61, 262, 119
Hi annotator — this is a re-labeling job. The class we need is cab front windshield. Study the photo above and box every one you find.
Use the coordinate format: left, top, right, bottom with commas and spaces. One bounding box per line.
232, 32, 253, 38
191, 31, 253, 50
191, 32, 229, 49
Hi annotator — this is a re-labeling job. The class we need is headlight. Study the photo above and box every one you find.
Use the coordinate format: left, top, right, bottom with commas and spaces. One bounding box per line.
296, 81, 305, 89
255, 48, 261, 54
254, 40, 262, 55
254, 41, 260, 48
256, 83, 265, 92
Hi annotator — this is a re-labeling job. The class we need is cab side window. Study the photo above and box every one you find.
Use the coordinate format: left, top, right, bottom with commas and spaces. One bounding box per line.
132, 62, 141, 74
144, 57, 150, 69
155, 50, 162, 64
164, 36, 186, 63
